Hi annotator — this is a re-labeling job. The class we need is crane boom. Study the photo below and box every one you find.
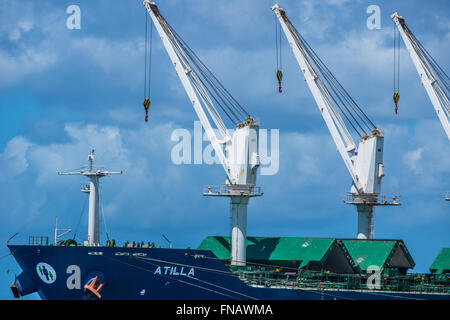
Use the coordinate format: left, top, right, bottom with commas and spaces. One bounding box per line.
391, 12, 450, 140
144, 1, 260, 187
144, 1, 231, 180
272, 4, 375, 193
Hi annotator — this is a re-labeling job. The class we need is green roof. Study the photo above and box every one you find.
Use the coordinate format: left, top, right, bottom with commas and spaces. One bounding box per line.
430, 248, 450, 274
197, 236, 336, 269
341, 239, 415, 271
197, 236, 232, 260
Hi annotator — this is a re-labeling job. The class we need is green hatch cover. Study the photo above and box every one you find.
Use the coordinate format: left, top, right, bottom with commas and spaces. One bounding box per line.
197, 236, 335, 268
341, 239, 415, 272
430, 248, 450, 274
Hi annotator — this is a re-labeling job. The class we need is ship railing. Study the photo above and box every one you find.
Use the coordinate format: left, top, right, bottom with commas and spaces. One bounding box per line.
203, 184, 263, 197
344, 193, 402, 206
28, 236, 49, 246
234, 269, 450, 294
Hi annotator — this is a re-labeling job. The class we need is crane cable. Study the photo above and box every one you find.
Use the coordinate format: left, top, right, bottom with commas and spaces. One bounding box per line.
275, 14, 283, 93
401, 19, 449, 115
285, 16, 377, 139
157, 14, 251, 127
393, 25, 400, 115
143, 12, 153, 122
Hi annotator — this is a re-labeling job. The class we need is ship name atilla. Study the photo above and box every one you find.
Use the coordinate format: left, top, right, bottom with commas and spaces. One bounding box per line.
154, 266, 194, 277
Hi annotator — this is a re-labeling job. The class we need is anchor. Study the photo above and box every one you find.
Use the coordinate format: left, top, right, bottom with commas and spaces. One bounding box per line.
84, 276, 105, 299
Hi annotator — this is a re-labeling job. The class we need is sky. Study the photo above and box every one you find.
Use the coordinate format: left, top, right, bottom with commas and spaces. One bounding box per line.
0, 0, 449, 300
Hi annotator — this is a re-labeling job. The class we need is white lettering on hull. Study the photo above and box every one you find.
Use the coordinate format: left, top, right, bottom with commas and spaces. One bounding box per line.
154, 266, 195, 277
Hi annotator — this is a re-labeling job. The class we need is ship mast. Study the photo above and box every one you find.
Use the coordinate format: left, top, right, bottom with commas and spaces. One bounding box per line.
58, 150, 122, 246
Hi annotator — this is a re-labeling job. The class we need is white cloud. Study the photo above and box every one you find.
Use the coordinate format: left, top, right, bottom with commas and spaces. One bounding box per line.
0, 1, 61, 86
0, 136, 33, 177
9, 19, 34, 41
296, 1, 332, 39
403, 148, 423, 173
283, 132, 336, 184
71, 37, 143, 74
325, 0, 352, 5
0, 121, 186, 222
0, 47, 57, 87
382, 119, 450, 196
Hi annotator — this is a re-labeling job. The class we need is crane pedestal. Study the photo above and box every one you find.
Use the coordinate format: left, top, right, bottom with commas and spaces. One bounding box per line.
344, 193, 401, 239
230, 196, 249, 266
356, 204, 374, 239
204, 185, 262, 266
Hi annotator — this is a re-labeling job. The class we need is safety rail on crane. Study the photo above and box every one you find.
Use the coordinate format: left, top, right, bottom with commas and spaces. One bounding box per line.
203, 185, 263, 197
344, 193, 401, 206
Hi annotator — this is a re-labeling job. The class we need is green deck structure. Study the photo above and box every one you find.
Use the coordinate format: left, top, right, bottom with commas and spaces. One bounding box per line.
198, 237, 418, 275
430, 248, 450, 274
197, 236, 450, 293
340, 239, 415, 275
197, 236, 358, 274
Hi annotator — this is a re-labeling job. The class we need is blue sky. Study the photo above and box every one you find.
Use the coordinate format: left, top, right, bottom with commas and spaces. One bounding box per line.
0, 0, 449, 299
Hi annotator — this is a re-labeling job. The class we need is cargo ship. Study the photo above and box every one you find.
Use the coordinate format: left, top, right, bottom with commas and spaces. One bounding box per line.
7, 152, 450, 300
7, 242, 450, 300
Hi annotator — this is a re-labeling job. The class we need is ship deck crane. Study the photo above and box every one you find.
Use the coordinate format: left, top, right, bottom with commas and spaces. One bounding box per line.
272, 4, 400, 239
391, 13, 449, 201
143, 1, 261, 265
391, 13, 450, 141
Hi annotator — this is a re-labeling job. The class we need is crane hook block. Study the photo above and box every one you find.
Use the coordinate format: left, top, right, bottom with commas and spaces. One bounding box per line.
393, 92, 400, 115
143, 98, 151, 122
276, 70, 283, 93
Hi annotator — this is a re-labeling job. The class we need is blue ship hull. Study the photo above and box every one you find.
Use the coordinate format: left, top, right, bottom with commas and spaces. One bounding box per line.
8, 245, 450, 300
